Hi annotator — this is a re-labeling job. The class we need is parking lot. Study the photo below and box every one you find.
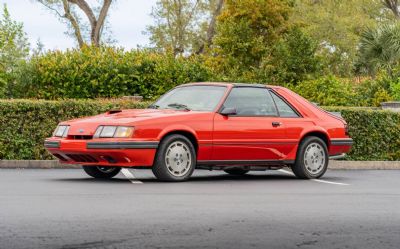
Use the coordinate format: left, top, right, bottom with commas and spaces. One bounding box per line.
1, 168, 399, 249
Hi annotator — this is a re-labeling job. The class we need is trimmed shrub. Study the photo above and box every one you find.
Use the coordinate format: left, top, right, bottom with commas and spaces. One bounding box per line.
12, 47, 211, 100
0, 99, 399, 161
292, 76, 357, 106
325, 107, 400, 161
0, 99, 150, 160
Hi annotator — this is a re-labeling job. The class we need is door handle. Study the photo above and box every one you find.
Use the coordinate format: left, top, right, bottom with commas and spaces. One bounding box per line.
272, 121, 282, 127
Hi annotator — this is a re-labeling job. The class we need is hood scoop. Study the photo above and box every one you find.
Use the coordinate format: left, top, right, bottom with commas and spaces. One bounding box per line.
107, 109, 122, 115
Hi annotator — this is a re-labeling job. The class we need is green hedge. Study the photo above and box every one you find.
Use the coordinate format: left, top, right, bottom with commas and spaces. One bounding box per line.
0, 100, 399, 161
0, 99, 150, 160
9, 47, 211, 100
325, 107, 400, 161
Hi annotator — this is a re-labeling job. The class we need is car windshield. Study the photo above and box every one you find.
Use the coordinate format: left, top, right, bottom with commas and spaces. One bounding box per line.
150, 85, 227, 112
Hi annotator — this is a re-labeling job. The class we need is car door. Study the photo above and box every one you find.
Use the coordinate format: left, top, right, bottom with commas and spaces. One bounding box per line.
212, 87, 287, 161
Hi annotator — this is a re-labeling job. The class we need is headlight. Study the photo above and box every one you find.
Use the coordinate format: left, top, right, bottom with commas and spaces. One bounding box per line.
94, 126, 134, 138
53, 125, 70, 138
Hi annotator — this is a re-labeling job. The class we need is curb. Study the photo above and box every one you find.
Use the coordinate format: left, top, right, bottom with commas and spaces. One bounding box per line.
329, 160, 400, 170
0, 160, 80, 169
0, 160, 399, 170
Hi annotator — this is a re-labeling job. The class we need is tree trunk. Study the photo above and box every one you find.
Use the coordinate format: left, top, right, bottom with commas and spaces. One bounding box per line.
383, 0, 400, 19
196, 0, 224, 54
62, 0, 85, 48
67, 0, 112, 47
93, 0, 112, 46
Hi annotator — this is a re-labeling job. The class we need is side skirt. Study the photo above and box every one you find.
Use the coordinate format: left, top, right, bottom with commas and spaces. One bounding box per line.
196, 160, 294, 168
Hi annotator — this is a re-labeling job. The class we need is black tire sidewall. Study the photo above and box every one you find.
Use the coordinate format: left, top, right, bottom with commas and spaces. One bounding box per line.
82, 166, 121, 179
293, 136, 329, 179
152, 135, 196, 182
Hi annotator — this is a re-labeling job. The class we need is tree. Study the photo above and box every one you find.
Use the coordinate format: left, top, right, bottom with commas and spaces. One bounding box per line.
291, 0, 385, 76
261, 27, 322, 84
196, 0, 224, 54
357, 23, 400, 76
0, 4, 30, 97
146, 0, 224, 56
210, 0, 291, 75
37, 0, 113, 48
382, 0, 400, 19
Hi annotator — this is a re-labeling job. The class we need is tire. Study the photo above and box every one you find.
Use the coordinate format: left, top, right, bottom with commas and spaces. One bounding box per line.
291, 136, 329, 179
82, 166, 121, 179
152, 134, 196, 182
224, 168, 249, 176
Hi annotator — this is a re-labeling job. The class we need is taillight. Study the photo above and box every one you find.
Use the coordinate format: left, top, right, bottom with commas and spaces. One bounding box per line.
344, 124, 349, 136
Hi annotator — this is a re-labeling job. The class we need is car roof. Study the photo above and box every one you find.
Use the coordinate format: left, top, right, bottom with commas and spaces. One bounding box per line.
180, 82, 274, 89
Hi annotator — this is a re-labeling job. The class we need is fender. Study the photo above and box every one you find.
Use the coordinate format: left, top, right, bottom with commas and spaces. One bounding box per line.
157, 124, 199, 141
299, 126, 330, 143
283, 126, 330, 161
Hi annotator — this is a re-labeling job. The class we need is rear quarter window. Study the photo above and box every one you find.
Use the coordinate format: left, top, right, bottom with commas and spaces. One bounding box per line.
270, 91, 300, 118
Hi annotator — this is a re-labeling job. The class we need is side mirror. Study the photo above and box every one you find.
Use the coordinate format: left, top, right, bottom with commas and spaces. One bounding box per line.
220, 107, 237, 116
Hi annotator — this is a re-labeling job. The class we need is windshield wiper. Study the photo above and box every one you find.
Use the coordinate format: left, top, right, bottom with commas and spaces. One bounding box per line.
148, 104, 159, 109
167, 103, 191, 111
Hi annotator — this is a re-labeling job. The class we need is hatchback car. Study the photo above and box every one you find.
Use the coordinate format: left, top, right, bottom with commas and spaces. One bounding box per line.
45, 82, 353, 182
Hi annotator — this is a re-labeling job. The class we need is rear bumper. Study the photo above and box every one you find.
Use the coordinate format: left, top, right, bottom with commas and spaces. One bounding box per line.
330, 138, 354, 146
44, 139, 158, 167
329, 138, 353, 157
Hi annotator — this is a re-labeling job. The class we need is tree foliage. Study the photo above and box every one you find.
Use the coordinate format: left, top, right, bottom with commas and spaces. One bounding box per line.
0, 4, 29, 97
357, 23, 400, 76
146, 0, 224, 56
291, 0, 385, 76
260, 27, 322, 84
210, 0, 291, 77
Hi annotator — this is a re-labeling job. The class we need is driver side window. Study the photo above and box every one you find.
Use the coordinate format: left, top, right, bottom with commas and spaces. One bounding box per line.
223, 87, 278, 116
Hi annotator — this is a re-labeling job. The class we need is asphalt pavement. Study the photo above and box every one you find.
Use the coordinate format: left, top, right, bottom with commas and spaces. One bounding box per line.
1, 168, 399, 249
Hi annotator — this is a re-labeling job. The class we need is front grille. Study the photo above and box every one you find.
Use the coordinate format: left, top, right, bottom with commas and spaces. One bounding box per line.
70, 135, 93, 140
66, 154, 99, 163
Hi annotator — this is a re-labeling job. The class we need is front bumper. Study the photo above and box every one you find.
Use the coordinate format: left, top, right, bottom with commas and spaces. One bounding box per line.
44, 139, 158, 167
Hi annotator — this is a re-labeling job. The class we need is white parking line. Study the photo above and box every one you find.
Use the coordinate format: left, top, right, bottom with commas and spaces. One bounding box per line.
278, 169, 349, 186
278, 169, 296, 176
312, 179, 350, 186
121, 168, 143, 184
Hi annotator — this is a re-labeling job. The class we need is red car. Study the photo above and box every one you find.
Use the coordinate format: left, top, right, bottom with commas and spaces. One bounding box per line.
45, 82, 353, 182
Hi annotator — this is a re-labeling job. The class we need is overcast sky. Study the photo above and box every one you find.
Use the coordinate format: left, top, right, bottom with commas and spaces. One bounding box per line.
0, 0, 157, 50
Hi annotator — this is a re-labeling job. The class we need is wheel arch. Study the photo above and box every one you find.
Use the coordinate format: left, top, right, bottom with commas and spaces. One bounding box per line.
158, 128, 199, 153
299, 130, 330, 149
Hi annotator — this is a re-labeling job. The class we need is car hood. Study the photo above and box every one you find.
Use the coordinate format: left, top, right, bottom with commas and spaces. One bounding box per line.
61, 109, 193, 136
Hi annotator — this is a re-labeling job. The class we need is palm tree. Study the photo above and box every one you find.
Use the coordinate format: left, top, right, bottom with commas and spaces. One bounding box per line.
357, 23, 400, 76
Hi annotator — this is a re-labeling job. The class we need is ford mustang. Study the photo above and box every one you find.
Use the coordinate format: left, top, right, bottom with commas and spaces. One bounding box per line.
44, 82, 353, 182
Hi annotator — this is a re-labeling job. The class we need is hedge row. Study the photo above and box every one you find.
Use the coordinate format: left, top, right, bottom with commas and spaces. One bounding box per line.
0, 100, 399, 161
0, 99, 150, 160
324, 107, 400, 161
9, 47, 211, 99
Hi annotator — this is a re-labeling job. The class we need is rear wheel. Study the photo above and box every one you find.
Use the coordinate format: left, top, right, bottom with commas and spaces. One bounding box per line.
82, 166, 121, 179
291, 136, 328, 179
224, 168, 249, 175
152, 134, 196, 182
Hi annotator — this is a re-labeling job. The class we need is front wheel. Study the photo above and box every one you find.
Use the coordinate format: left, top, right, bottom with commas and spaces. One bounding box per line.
152, 135, 196, 182
82, 166, 121, 179
291, 136, 328, 179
